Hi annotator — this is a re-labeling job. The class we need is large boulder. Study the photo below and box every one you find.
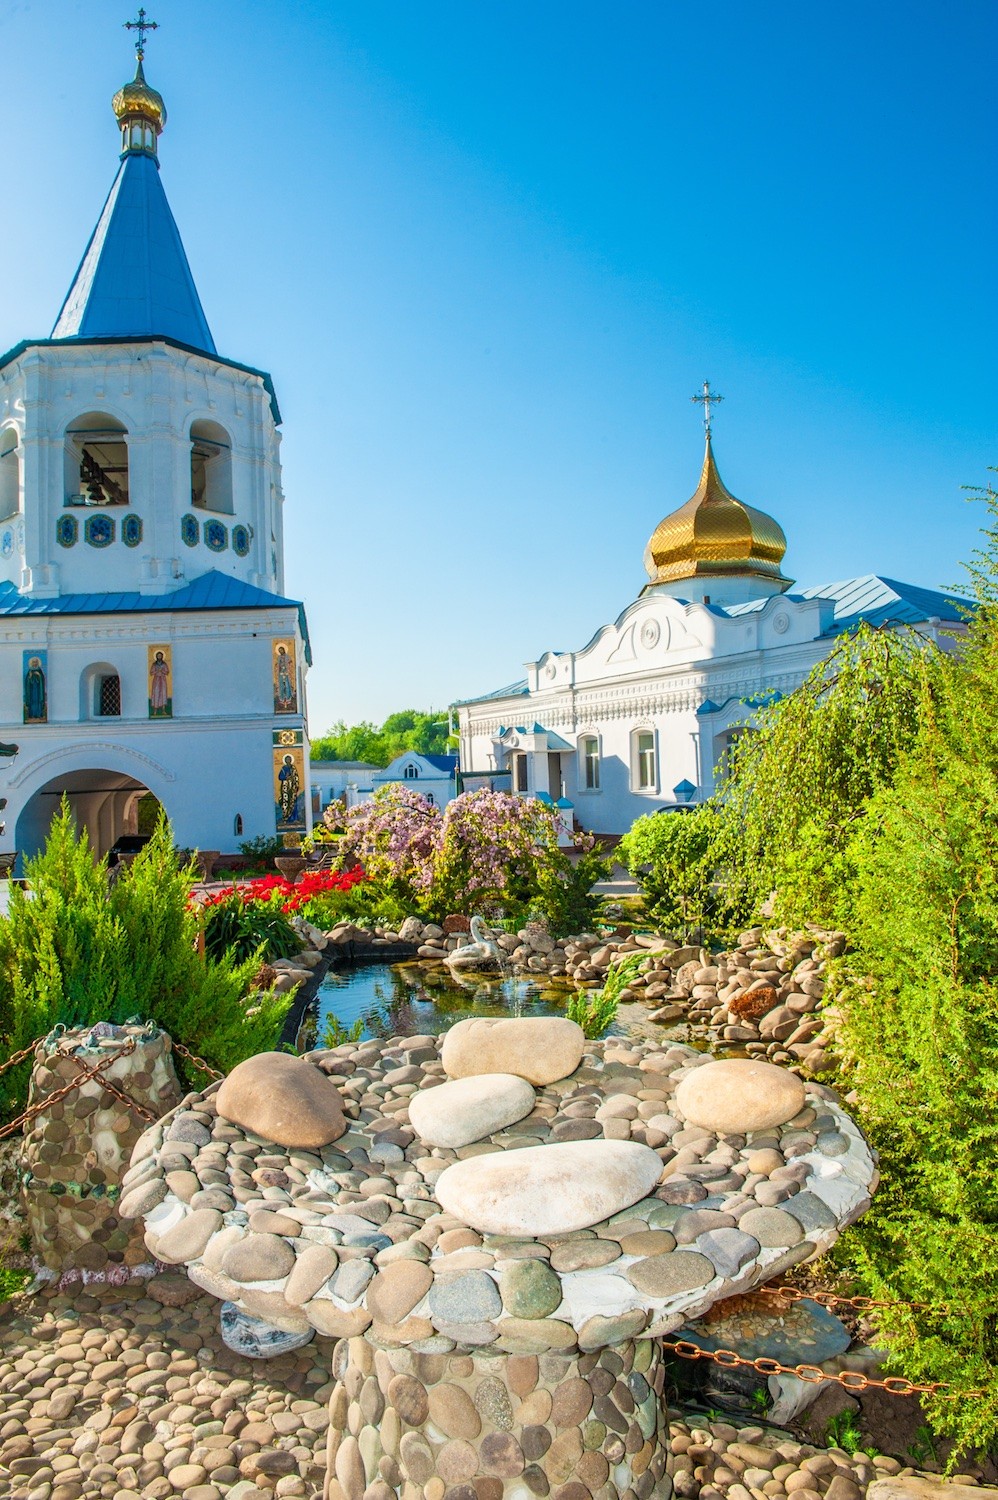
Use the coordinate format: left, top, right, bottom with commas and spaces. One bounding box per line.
408, 1073, 536, 1148
435, 1139, 663, 1236
674, 1058, 805, 1134
441, 1016, 585, 1085
215, 1052, 346, 1148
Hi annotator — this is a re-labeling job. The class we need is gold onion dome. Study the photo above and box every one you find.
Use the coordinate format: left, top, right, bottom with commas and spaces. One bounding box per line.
643, 437, 790, 587
113, 57, 166, 132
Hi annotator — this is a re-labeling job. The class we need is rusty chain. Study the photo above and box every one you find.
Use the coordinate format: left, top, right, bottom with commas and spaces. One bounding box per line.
659, 1337, 984, 1402
0, 1038, 157, 1141
170, 1040, 224, 1081
758, 1281, 953, 1317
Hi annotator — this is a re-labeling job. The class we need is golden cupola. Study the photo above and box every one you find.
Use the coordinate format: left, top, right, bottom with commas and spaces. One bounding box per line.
642, 435, 793, 598
113, 57, 166, 158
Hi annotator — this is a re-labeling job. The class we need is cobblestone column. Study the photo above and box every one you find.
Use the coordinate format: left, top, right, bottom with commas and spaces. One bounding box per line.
20, 1022, 180, 1275
324, 1333, 672, 1500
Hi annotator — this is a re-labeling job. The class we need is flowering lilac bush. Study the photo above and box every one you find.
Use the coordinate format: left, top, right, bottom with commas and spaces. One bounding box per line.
334, 786, 609, 932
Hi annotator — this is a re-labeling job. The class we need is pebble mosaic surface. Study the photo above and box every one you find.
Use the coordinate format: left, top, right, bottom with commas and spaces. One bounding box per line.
121, 1036, 877, 1354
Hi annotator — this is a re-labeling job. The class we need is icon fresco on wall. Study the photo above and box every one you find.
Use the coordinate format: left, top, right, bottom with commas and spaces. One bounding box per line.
205, 519, 227, 552
181, 514, 199, 548
232, 524, 251, 557
0, 529, 13, 559
56, 515, 78, 548
273, 639, 298, 714
23, 650, 47, 724
122, 514, 143, 548
147, 644, 172, 718
85, 513, 114, 548
272, 728, 306, 831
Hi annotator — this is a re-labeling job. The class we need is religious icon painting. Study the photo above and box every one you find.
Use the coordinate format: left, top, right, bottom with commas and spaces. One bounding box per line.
147, 644, 173, 718
85, 514, 114, 548
56, 515, 78, 548
0, 529, 13, 560
181, 514, 199, 548
272, 730, 306, 832
272, 639, 298, 714
122, 514, 143, 548
232, 524, 251, 557
23, 649, 47, 724
205, 519, 227, 552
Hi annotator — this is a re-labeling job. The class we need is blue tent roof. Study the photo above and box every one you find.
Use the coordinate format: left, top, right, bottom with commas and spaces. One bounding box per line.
51, 152, 215, 354
722, 574, 966, 632
0, 570, 311, 662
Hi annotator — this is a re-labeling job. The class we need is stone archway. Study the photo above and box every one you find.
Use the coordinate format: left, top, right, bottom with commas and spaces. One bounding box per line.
15, 769, 157, 862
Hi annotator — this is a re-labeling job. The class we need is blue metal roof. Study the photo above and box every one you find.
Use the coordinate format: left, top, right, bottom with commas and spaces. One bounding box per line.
722, 575, 967, 631
421, 754, 459, 773
452, 679, 529, 708
0, 570, 311, 662
51, 152, 215, 354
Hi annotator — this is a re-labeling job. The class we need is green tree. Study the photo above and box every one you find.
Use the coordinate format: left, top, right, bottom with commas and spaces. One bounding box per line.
0, 805, 290, 1119
619, 803, 738, 940
311, 709, 452, 767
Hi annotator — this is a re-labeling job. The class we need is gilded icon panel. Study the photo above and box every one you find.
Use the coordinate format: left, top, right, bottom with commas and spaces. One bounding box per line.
23, 649, 47, 724
273, 728, 306, 832
147, 644, 172, 718
273, 638, 298, 714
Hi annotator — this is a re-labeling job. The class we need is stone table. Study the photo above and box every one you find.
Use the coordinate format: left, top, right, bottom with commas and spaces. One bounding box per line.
120, 1018, 876, 1500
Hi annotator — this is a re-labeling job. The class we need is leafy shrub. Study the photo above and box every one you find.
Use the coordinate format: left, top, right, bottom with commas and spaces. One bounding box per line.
619, 804, 736, 941
203, 896, 301, 964
0, 805, 291, 1118
238, 834, 284, 867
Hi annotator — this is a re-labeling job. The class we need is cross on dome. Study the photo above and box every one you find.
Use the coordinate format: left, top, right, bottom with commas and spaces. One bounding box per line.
124, 8, 158, 61
691, 379, 723, 439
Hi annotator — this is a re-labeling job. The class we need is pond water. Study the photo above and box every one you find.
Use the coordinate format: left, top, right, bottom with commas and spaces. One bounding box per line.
299, 959, 626, 1049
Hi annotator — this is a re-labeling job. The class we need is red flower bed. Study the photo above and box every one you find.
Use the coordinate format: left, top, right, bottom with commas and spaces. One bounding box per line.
199, 866, 366, 913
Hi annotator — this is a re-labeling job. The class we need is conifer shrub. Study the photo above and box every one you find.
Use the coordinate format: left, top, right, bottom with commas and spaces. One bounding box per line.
618, 803, 736, 939
0, 805, 290, 1119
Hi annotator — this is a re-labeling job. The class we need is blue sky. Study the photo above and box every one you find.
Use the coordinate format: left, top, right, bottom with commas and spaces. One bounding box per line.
1, 1, 995, 729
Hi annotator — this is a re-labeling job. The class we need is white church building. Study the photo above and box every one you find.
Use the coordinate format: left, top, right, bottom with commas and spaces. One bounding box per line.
456, 400, 963, 836
0, 40, 311, 862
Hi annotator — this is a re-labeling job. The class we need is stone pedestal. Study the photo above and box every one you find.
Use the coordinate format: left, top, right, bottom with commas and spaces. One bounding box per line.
20, 1021, 180, 1275
324, 1334, 670, 1500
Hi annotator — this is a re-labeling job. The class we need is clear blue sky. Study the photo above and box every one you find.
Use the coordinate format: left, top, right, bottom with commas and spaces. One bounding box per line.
1, 2, 995, 731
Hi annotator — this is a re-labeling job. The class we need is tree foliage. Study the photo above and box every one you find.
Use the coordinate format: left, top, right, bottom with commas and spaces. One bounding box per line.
618, 805, 738, 940
0, 805, 291, 1118
311, 709, 453, 767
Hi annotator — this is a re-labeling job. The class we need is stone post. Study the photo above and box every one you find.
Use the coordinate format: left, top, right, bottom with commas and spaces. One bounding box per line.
20, 1020, 180, 1276
324, 1334, 670, 1500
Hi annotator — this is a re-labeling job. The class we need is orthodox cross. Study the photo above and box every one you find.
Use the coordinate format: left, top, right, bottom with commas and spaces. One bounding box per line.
124, 8, 159, 60
691, 379, 723, 439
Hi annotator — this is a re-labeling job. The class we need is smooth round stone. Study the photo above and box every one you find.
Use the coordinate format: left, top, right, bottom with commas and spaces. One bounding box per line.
441, 1017, 585, 1086
153, 1208, 222, 1265
367, 1260, 434, 1324
222, 1232, 296, 1283
427, 1383, 482, 1440
738, 1206, 804, 1248
625, 1249, 715, 1297
695, 1227, 760, 1277
428, 1270, 502, 1324
219, 1301, 315, 1358
436, 1141, 663, 1237
674, 1059, 806, 1134
616, 1230, 676, 1256
284, 1243, 338, 1305
499, 1258, 563, 1319
215, 1051, 347, 1148
549, 1240, 622, 1273
409, 1073, 536, 1148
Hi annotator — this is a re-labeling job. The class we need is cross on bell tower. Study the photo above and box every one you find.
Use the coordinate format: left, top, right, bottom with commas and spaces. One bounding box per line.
124, 8, 158, 61
691, 379, 723, 440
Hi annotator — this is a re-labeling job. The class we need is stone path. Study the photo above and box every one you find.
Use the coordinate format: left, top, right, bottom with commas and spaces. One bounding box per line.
0, 1279, 937, 1500
0, 1279, 336, 1500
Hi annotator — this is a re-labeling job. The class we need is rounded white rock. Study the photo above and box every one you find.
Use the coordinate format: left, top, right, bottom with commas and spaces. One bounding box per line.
674, 1058, 806, 1134
435, 1139, 664, 1237
408, 1072, 536, 1148
440, 1016, 585, 1085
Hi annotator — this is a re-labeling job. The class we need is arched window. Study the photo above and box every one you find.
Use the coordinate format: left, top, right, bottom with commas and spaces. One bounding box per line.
631, 729, 657, 792
234, 814, 244, 837
81, 663, 123, 720
65, 414, 129, 507
578, 734, 600, 792
190, 420, 233, 514
511, 753, 528, 793
403, 764, 419, 779
0, 430, 19, 518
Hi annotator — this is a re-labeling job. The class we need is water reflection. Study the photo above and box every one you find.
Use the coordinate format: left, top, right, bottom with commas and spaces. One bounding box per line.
302, 960, 577, 1049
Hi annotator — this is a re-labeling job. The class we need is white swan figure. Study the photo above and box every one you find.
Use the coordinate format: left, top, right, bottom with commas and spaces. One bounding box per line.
443, 914, 502, 973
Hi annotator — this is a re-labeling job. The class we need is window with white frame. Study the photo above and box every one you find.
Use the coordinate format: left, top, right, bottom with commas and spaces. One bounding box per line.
512, 753, 528, 792
579, 735, 600, 791
0, 430, 19, 518
633, 730, 656, 791
403, 763, 419, 779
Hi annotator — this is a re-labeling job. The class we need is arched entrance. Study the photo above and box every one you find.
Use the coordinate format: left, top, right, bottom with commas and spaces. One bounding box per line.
15, 770, 160, 862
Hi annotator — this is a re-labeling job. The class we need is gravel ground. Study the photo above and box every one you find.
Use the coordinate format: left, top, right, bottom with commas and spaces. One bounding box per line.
0, 1277, 966, 1500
